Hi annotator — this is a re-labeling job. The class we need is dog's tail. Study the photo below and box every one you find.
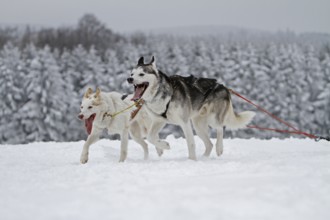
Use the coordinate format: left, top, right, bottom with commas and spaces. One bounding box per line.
224, 100, 255, 130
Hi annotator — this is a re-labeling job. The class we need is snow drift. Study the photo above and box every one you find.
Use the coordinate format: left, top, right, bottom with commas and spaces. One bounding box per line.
0, 136, 329, 220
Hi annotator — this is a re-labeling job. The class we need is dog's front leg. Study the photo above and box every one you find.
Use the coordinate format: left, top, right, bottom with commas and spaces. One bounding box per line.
147, 120, 168, 153
119, 128, 129, 162
80, 129, 101, 164
180, 121, 197, 160
129, 122, 149, 160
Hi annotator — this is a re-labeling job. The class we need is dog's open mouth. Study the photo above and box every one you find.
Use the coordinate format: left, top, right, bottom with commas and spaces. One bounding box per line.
85, 113, 96, 135
132, 82, 149, 101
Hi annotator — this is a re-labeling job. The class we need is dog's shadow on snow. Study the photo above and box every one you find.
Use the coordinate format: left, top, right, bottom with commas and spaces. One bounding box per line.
101, 145, 123, 161
100, 144, 224, 163
101, 144, 172, 163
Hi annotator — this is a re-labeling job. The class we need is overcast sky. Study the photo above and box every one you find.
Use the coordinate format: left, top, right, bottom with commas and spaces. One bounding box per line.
0, 0, 329, 33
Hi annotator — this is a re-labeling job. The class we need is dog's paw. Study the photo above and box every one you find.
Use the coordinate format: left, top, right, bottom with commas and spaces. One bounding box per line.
188, 155, 197, 161
119, 155, 127, 162
202, 144, 213, 157
156, 148, 163, 157
157, 141, 170, 150
119, 150, 127, 162
203, 151, 211, 157
143, 151, 149, 160
80, 154, 89, 164
216, 146, 223, 156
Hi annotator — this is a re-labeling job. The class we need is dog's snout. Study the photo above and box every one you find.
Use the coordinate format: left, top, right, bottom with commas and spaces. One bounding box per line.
78, 114, 84, 120
127, 77, 134, 84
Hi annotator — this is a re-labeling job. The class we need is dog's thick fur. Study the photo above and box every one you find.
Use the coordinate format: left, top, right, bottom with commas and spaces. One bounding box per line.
78, 88, 155, 163
127, 57, 255, 160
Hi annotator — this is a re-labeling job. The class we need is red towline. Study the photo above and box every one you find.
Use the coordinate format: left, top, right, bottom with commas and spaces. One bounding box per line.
228, 88, 329, 142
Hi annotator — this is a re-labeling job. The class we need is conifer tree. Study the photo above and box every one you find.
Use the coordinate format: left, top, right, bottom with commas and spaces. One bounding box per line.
0, 43, 27, 143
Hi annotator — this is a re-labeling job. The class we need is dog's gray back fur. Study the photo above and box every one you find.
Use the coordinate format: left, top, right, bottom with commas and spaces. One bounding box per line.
149, 70, 231, 124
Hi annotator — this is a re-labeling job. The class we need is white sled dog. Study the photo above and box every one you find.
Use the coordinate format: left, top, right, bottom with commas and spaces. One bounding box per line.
127, 56, 255, 160
78, 87, 156, 163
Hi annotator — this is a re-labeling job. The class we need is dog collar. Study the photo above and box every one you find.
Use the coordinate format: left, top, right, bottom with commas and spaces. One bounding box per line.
130, 99, 145, 120
160, 100, 170, 119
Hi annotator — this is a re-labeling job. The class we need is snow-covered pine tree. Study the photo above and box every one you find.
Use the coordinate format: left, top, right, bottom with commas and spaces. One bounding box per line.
69, 45, 95, 96
103, 49, 120, 91
113, 42, 143, 94
59, 49, 85, 141
319, 53, 330, 135
285, 45, 307, 132
166, 43, 189, 76
71, 45, 114, 95
252, 43, 284, 138
59, 49, 82, 94
85, 46, 109, 90
301, 45, 327, 135
19, 45, 74, 142
0, 43, 28, 144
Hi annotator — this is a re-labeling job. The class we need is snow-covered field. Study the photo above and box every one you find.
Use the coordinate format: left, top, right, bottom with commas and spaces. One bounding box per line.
0, 136, 329, 220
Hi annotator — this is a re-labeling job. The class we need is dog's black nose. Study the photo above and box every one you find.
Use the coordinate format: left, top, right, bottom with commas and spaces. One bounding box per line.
127, 77, 134, 84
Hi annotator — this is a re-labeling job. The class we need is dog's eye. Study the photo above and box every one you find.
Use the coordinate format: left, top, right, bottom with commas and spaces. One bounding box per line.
88, 106, 93, 109
80, 106, 83, 109
139, 73, 145, 77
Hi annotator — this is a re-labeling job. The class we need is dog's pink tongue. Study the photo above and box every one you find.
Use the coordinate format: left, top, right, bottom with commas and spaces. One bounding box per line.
132, 86, 144, 100
84, 116, 94, 135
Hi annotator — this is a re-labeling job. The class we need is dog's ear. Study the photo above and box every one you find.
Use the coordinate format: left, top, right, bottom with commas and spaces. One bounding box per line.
84, 87, 93, 98
150, 56, 156, 69
95, 87, 101, 98
138, 57, 144, 66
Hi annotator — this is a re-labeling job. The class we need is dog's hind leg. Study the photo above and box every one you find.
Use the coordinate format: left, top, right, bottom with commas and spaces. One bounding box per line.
216, 127, 224, 156
80, 129, 101, 164
192, 116, 213, 157
129, 123, 149, 160
180, 121, 197, 160
119, 128, 129, 162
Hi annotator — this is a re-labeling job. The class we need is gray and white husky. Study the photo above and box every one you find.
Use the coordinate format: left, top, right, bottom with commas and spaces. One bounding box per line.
127, 56, 255, 160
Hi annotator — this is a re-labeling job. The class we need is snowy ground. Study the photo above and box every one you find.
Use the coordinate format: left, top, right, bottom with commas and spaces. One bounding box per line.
0, 136, 329, 220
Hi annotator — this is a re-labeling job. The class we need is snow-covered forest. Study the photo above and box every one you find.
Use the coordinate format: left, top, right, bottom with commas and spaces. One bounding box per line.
1, 14, 330, 144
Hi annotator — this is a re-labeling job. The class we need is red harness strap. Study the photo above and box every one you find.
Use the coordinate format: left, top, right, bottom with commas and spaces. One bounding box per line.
228, 88, 320, 140
246, 125, 318, 139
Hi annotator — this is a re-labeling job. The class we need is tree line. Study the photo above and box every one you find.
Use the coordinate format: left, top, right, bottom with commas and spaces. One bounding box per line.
0, 14, 329, 144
